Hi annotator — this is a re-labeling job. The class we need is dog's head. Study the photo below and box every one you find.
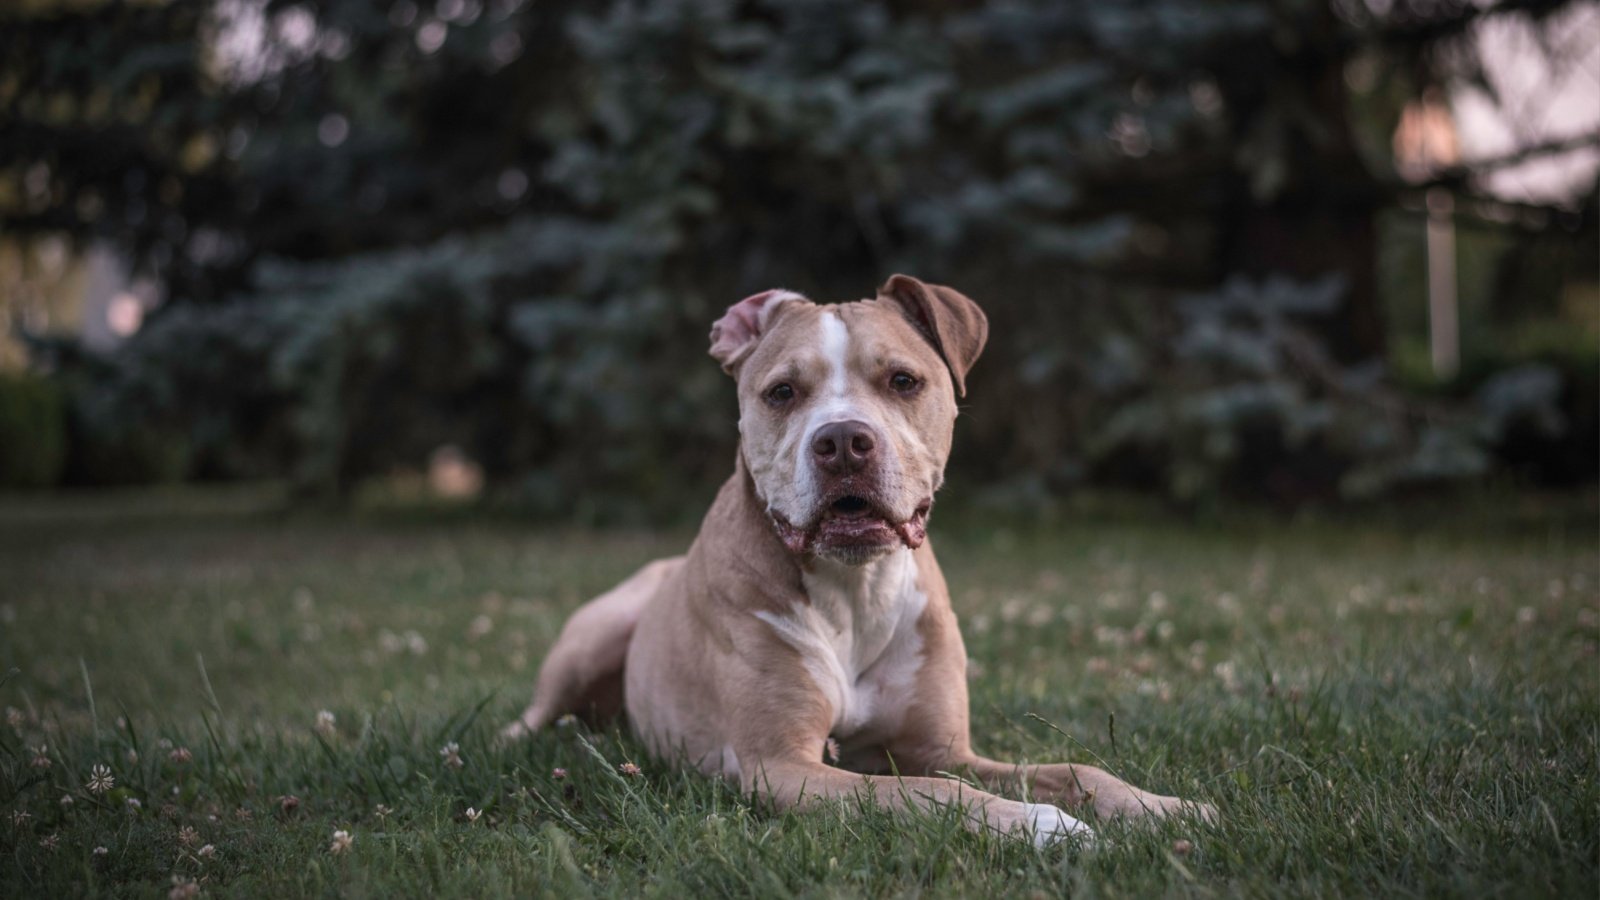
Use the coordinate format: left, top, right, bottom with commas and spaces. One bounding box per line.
710, 274, 987, 565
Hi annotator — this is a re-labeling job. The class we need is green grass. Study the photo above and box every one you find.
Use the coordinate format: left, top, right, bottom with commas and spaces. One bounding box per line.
1, 485, 1596, 897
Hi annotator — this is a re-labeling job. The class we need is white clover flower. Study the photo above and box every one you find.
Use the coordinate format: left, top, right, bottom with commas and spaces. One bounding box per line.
60, 794, 74, 808
619, 761, 642, 777
198, 843, 216, 858
315, 710, 337, 737
31, 745, 50, 769
329, 829, 354, 855
86, 764, 115, 794
169, 746, 193, 765
126, 797, 142, 813
93, 845, 109, 857
465, 807, 481, 823
467, 614, 494, 640
439, 742, 463, 770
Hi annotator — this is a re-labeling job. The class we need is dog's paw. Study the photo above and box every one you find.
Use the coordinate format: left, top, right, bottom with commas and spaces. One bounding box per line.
497, 719, 533, 743
1023, 803, 1094, 848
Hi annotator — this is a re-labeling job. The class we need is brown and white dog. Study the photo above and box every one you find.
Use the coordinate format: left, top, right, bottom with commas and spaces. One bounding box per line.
503, 275, 1210, 844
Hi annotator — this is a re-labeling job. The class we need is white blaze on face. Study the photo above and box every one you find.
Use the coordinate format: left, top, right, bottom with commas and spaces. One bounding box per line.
782, 310, 905, 526
820, 311, 850, 397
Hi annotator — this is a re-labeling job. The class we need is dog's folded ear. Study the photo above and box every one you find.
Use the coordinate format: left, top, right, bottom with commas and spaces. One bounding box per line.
876, 275, 989, 397
709, 289, 810, 374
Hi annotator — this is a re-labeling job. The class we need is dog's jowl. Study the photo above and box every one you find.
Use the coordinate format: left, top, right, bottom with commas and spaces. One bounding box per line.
504, 274, 1211, 844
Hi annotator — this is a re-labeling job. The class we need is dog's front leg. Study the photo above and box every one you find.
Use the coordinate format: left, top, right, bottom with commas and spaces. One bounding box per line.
741, 756, 1094, 847
949, 755, 1215, 823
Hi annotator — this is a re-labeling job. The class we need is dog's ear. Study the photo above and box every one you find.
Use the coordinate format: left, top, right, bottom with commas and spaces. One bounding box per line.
876, 274, 988, 397
709, 289, 809, 374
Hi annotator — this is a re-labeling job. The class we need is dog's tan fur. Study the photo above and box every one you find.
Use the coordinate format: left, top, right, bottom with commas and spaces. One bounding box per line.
504, 276, 1209, 844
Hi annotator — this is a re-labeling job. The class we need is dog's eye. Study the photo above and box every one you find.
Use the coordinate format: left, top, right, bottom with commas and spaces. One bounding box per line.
764, 383, 795, 405
889, 372, 921, 394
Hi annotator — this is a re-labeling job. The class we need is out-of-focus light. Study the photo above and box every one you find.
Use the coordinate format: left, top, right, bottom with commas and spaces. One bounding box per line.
318, 114, 349, 147
1344, 55, 1379, 94
1110, 113, 1150, 157
1188, 80, 1222, 117
497, 168, 528, 201
490, 0, 526, 22
33, 236, 68, 275
274, 6, 317, 54
439, 0, 481, 24
429, 445, 483, 499
489, 31, 523, 66
108, 293, 144, 338
417, 20, 448, 54
319, 30, 351, 61
1393, 89, 1458, 181
23, 163, 51, 208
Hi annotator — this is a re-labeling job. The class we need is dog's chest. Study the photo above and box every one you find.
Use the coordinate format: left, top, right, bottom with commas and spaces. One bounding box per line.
755, 551, 929, 741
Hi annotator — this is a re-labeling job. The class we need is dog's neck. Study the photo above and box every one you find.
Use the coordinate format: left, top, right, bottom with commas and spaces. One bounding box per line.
791, 546, 926, 712
801, 547, 919, 638
727, 452, 924, 659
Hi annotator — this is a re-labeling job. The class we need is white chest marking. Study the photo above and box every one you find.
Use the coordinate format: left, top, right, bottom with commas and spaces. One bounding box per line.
754, 549, 928, 740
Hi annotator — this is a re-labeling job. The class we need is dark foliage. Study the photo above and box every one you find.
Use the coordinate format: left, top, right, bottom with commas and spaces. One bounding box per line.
4, 0, 1593, 509
0, 372, 66, 488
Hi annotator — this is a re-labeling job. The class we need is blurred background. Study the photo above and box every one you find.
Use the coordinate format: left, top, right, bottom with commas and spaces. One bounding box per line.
1, 0, 1595, 518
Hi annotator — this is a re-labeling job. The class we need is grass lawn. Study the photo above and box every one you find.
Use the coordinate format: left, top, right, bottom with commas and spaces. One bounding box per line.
1, 486, 1596, 897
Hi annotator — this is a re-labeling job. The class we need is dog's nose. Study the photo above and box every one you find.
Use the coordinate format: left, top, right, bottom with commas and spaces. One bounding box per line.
812, 420, 878, 474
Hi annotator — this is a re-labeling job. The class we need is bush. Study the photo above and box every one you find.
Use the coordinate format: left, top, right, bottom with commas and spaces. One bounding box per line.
25, 0, 1593, 511
1070, 276, 1490, 506
64, 250, 1519, 514
63, 217, 735, 518
0, 372, 66, 488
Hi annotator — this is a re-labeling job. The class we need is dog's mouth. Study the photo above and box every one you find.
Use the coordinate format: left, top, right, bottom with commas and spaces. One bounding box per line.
770, 494, 931, 557
828, 495, 875, 518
